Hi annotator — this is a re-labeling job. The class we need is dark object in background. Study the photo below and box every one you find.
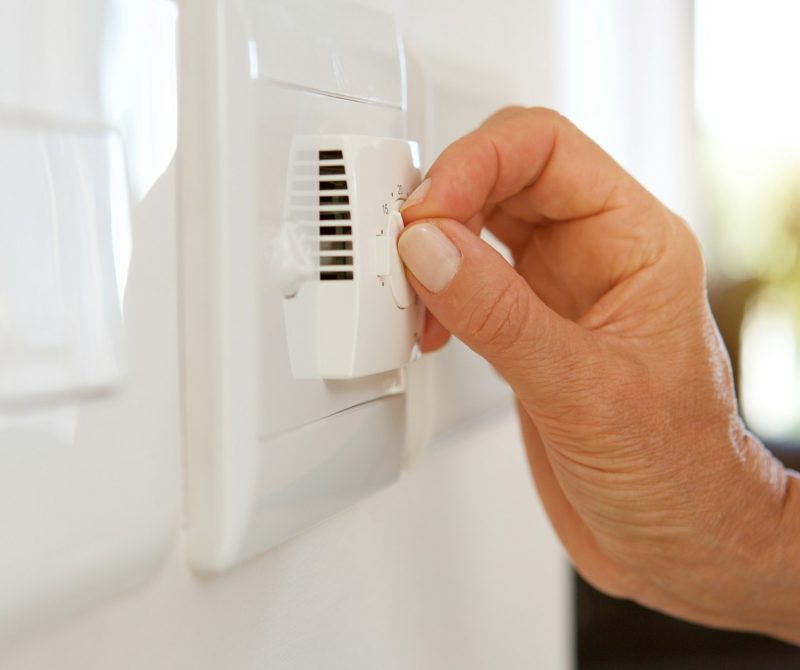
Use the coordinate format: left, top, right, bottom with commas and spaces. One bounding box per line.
576, 570, 800, 670
576, 441, 800, 669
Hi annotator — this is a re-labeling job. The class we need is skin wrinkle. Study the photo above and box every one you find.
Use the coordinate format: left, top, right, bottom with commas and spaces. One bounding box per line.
577, 224, 680, 332
599, 178, 625, 215
648, 519, 797, 628
580, 271, 686, 336
546, 445, 654, 486
485, 130, 505, 207
463, 274, 525, 351
519, 327, 602, 409
774, 476, 800, 596
533, 210, 663, 323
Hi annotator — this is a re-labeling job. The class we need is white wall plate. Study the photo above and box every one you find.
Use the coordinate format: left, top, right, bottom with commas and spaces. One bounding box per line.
180, 0, 434, 572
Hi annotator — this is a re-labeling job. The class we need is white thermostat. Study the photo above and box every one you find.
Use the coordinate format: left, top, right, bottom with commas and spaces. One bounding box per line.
278, 134, 424, 379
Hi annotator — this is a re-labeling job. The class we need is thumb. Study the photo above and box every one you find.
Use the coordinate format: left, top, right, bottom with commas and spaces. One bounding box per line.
398, 218, 594, 408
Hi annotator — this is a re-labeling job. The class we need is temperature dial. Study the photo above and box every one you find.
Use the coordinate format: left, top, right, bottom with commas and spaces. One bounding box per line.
375, 199, 414, 308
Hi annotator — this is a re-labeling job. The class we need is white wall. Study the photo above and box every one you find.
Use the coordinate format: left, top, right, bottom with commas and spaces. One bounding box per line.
3, 413, 570, 669
564, 0, 698, 228
0, 1, 574, 669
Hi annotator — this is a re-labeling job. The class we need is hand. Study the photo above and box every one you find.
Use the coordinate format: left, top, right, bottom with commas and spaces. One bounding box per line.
398, 107, 800, 642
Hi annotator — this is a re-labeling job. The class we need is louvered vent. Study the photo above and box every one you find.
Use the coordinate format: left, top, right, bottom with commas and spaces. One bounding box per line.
316, 149, 354, 281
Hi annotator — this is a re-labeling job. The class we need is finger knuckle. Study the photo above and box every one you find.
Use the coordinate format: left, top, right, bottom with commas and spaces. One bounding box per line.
487, 106, 570, 133
675, 217, 706, 280
483, 105, 528, 127
528, 106, 573, 130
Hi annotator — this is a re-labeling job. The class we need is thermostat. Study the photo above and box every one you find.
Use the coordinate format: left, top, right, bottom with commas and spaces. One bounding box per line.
277, 134, 424, 379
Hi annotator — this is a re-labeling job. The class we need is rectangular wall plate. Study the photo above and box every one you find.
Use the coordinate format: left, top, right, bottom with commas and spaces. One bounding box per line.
180, 0, 433, 572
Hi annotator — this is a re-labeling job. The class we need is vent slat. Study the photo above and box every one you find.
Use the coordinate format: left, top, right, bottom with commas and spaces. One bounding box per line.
319, 257, 353, 267
320, 271, 353, 281
320, 210, 351, 221
319, 240, 353, 252
318, 150, 344, 161
320, 195, 350, 206
319, 165, 346, 176
319, 180, 348, 191
319, 225, 352, 236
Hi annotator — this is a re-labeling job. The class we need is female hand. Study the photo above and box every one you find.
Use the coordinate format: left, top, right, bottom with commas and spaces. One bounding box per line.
398, 107, 800, 642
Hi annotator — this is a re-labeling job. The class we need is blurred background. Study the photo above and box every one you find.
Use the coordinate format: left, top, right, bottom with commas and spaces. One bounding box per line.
568, 0, 800, 667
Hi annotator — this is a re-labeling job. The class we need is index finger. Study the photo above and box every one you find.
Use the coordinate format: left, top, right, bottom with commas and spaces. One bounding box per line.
401, 107, 640, 230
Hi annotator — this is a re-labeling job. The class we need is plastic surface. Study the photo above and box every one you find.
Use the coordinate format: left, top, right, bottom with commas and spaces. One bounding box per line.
387, 206, 414, 308
181, 0, 432, 572
238, 0, 404, 107
0, 123, 128, 408
281, 134, 423, 379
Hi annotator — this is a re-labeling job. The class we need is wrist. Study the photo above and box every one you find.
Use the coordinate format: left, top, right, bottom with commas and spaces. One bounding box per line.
712, 433, 800, 642
624, 424, 800, 641
762, 470, 800, 643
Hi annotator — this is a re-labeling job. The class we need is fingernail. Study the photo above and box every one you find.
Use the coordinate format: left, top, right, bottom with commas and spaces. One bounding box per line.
400, 178, 431, 211
398, 223, 462, 294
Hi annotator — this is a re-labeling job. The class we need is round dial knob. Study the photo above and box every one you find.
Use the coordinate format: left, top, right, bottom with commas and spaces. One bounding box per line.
386, 205, 414, 309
